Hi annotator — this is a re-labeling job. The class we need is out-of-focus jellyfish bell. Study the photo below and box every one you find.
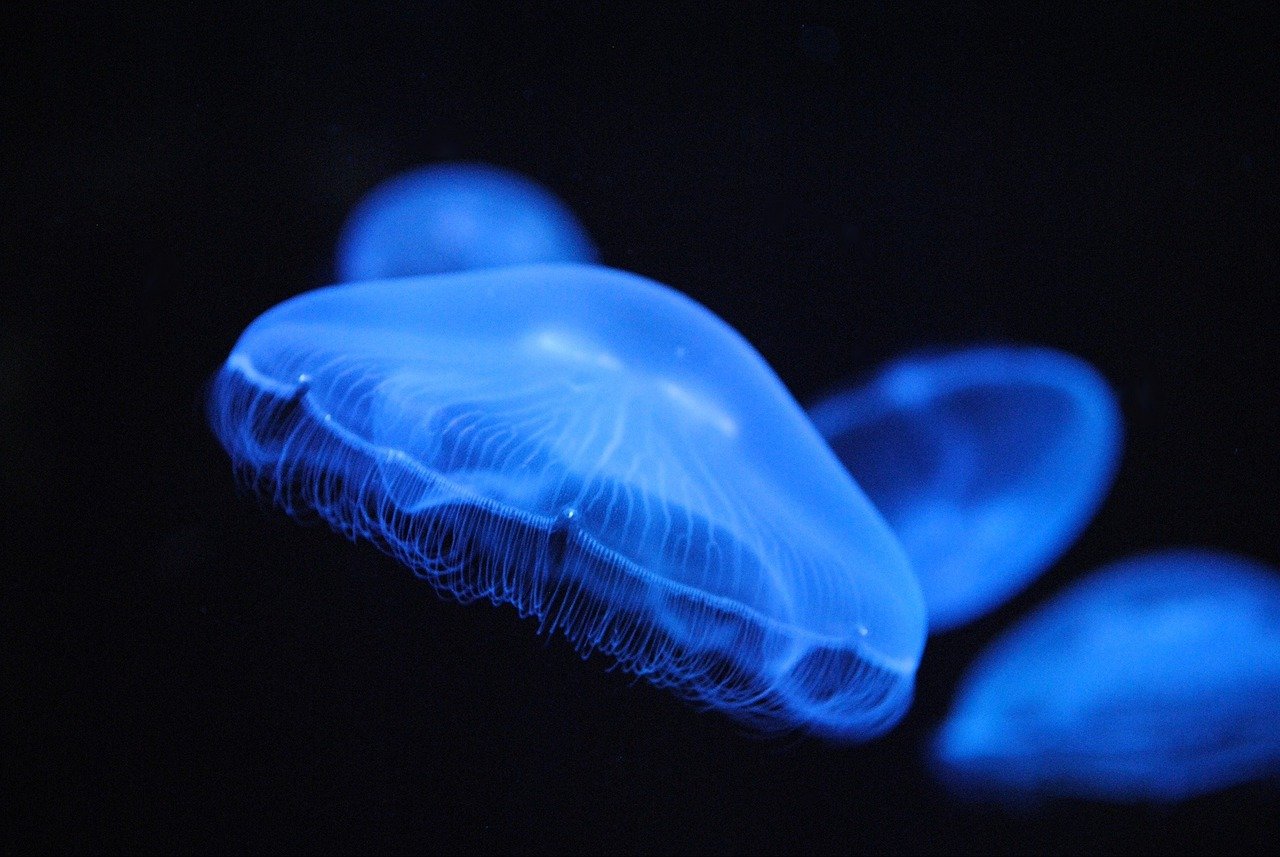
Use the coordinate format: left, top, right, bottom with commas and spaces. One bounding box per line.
809, 346, 1121, 632
334, 162, 598, 281
208, 263, 926, 738
933, 549, 1280, 802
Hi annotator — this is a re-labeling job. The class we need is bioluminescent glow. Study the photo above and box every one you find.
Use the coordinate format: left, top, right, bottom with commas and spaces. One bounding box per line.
334, 163, 597, 280
208, 263, 925, 738
933, 549, 1280, 802
809, 346, 1121, 632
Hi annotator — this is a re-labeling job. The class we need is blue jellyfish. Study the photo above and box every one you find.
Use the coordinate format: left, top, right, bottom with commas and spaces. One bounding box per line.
334, 163, 598, 281
208, 263, 926, 738
809, 345, 1121, 632
933, 549, 1280, 802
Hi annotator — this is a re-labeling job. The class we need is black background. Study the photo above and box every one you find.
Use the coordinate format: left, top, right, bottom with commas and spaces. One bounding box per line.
7, 3, 1280, 854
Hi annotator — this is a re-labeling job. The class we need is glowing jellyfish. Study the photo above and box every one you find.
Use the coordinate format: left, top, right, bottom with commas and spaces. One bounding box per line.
334, 163, 597, 280
934, 549, 1280, 802
208, 263, 925, 738
809, 346, 1121, 632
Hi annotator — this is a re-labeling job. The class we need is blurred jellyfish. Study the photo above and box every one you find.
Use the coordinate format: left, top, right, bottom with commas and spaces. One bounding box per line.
208, 263, 926, 738
934, 549, 1280, 802
334, 162, 597, 280
809, 345, 1121, 632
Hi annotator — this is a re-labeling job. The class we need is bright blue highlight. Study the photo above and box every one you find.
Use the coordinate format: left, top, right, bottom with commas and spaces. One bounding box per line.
934, 549, 1280, 802
208, 263, 925, 738
809, 345, 1121, 632
334, 163, 598, 280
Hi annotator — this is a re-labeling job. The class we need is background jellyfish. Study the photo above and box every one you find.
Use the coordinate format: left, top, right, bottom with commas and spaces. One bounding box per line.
933, 549, 1280, 802
208, 263, 926, 738
809, 345, 1121, 632
334, 162, 598, 280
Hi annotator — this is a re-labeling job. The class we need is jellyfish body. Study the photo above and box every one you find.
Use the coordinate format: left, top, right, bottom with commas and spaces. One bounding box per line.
934, 549, 1280, 802
209, 263, 925, 738
809, 346, 1121, 632
334, 163, 597, 281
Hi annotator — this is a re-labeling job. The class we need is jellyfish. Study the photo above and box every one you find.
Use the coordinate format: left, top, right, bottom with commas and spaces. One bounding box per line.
933, 549, 1280, 802
808, 346, 1121, 632
208, 263, 926, 738
334, 163, 598, 281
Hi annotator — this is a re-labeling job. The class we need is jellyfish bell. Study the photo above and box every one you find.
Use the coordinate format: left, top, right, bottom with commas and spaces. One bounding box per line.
809, 345, 1121, 632
933, 549, 1280, 802
209, 263, 926, 738
334, 162, 598, 281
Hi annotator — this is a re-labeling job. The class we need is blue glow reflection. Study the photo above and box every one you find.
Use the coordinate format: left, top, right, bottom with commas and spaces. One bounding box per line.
934, 549, 1280, 801
810, 345, 1121, 631
335, 162, 597, 280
